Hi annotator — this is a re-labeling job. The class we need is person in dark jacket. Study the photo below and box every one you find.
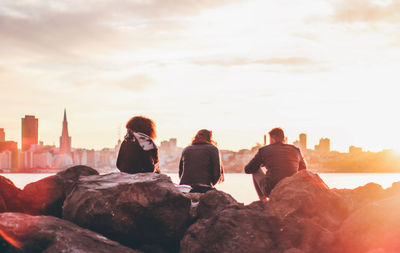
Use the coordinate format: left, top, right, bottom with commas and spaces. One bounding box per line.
117, 116, 160, 174
179, 129, 224, 193
245, 127, 306, 200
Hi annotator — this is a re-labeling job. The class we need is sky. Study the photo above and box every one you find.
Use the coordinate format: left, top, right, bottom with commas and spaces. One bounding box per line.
1, 0, 400, 152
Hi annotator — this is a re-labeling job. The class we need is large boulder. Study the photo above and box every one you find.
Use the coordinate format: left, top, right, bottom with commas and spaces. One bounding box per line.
62, 172, 191, 252
180, 205, 280, 253
266, 170, 349, 253
181, 170, 348, 253
0, 176, 22, 212
18, 165, 98, 217
333, 183, 386, 212
0, 212, 140, 253
269, 170, 349, 230
335, 195, 400, 253
196, 190, 242, 219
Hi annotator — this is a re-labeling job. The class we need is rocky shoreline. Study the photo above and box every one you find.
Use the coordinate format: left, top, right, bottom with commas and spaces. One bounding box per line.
0, 166, 399, 253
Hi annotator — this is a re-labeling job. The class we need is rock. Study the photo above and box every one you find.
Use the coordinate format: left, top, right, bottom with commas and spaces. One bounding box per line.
182, 192, 203, 219
18, 165, 98, 216
63, 172, 191, 252
179, 205, 280, 253
0, 212, 140, 253
181, 171, 348, 253
384, 181, 400, 199
18, 175, 64, 216
196, 190, 242, 219
333, 183, 385, 211
0, 176, 22, 212
335, 195, 400, 253
56, 165, 99, 195
269, 170, 349, 230
266, 170, 348, 253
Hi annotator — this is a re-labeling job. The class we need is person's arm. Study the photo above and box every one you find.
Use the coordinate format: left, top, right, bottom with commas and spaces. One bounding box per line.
298, 150, 307, 171
244, 150, 262, 174
178, 155, 184, 179
142, 147, 158, 173
116, 141, 127, 172
210, 147, 221, 186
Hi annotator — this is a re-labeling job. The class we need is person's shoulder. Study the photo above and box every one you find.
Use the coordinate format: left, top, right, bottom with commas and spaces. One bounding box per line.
283, 143, 301, 152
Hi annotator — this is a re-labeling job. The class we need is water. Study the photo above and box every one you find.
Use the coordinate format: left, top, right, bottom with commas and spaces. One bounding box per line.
2, 172, 400, 204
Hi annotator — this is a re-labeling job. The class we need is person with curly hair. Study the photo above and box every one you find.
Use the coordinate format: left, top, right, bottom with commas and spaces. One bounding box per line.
117, 116, 160, 174
179, 129, 224, 193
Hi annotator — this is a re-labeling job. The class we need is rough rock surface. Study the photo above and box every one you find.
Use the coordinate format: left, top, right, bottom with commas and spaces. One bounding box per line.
180, 205, 280, 253
181, 170, 349, 253
18, 165, 98, 216
63, 172, 191, 251
0, 212, 140, 253
266, 170, 349, 252
335, 195, 400, 253
333, 183, 385, 211
196, 190, 242, 219
0, 176, 22, 212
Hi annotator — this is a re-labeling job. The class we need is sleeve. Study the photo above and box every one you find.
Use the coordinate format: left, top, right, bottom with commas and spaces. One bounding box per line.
178, 154, 184, 179
244, 150, 262, 174
210, 147, 222, 186
298, 149, 307, 171
142, 147, 158, 173
116, 141, 127, 172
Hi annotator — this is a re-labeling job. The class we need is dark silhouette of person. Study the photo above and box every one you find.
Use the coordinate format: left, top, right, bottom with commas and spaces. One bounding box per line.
179, 129, 224, 193
117, 116, 159, 174
245, 128, 306, 200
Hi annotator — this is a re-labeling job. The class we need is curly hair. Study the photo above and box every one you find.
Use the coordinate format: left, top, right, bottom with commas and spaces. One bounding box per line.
126, 116, 156, 139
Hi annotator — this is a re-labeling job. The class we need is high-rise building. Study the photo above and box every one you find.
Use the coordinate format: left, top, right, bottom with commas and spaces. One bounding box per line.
60, 109, 72, 154
315, 138, 330, 154
299, 133, 307, 151
0, 128, 5, 142
21, 115, 38, 151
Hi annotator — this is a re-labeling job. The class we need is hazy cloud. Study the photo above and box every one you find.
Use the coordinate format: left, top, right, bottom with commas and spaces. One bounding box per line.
192, 57, 315, 66
0, 0, 240, 59
115, 74, 155, 91
332, 0, 400, 23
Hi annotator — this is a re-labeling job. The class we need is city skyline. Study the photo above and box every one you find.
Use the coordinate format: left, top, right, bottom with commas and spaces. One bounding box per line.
0, 112, 377, 154
1, 0, 400, 152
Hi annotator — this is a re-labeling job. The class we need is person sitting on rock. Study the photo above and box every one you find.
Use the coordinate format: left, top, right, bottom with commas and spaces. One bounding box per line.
117, 116, 160, 174
245, 127, 306, 201
179, 129, 224, 193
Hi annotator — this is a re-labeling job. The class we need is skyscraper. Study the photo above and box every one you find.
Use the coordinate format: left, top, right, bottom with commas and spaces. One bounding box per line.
299, 133, 307, 151
60, 109, 72, 154
0, 128, 5, 142
21, 115, 38, 151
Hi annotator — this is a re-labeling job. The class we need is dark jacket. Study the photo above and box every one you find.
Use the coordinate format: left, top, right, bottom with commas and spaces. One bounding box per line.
116, 138, 159, 174
245, 142, 306, 190
179, 143, 221, 187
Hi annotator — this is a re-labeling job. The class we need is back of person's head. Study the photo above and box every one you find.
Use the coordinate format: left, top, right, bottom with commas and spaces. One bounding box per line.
126, 116, 156, 139
269, 127, 285, 143
192, 129, 214, 145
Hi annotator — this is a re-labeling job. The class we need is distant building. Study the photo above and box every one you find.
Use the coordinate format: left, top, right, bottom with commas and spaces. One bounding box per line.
299, 133, 307, 151
0, 128, 5, 142
59, 109, 72, 154
315, 138, 330, 154
21, 115, 38, 151
349, 145, 362, 154
0, 151, 11, 170
0, 141, 18, 169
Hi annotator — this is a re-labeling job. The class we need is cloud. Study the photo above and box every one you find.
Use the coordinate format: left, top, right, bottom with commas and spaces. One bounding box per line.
0, 0, 241, 59
192, 57, 315, 66
114, 74, 155, 91
332, 0, 400, 23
